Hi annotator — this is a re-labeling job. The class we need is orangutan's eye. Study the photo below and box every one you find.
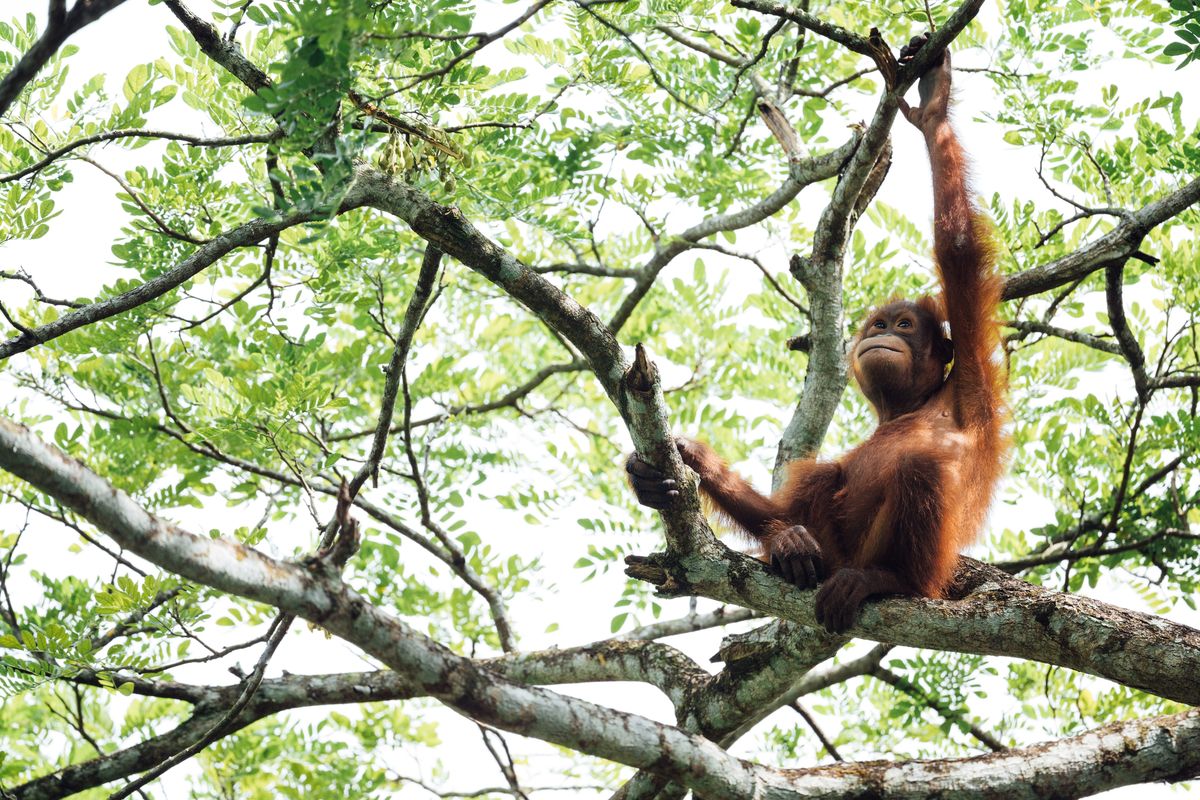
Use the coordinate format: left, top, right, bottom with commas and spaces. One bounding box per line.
873, 320, 886, 329
898, 319, 912, 329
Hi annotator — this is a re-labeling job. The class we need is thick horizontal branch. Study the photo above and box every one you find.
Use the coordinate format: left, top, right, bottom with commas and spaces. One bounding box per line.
1003, 177, 1200, 300
4, 418, 1200, 798
627, 550, 1200, 707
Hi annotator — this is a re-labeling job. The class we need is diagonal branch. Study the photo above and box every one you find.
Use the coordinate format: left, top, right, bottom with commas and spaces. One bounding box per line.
347, 244, 442, 498
161, 0, 271, 91
729, 0, 874, 57
0, 0, 129, 116
1003, 177, 1200, 300
0, 196, 368, 361
4, 417, 1200, 798
0, 128, 282, 184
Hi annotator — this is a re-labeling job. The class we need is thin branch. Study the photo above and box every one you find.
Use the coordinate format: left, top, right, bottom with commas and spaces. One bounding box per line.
792, 67, 874, 98
573, 2, 709, 116
0, 183, 374, 361
347, 244, 443, 498
327, 359, 587, 442
997, 527, 1200, 572
0, 128, 281, 184
400, 347, 518, 653
106, 614, 293, 800
617, 606, 761, 640
655, 25, 746, 66
1004, 177, 1200, 300
397, 0, 554, 91
872, 665, 1005, 752
81, 156, 207, 244
478, 725, 529, 800
1004, 319, 1121, 355
789, 702, 844, 761
531, 262, 639, 278
0, 269, 84, 308
1105, 261, 1151, 400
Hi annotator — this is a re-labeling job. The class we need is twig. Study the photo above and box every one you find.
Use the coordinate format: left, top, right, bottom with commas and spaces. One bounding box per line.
347, 244, 443, 497
572, 2, 709, 116
105, 614, 293, 800
0, 128, 281, 184
397, 0, 554, 91
872, 666, 1005, 752
790, 701, 843, 761
0, 268, 84, 308
478, 725, 529, 800
401, 349, 519, 652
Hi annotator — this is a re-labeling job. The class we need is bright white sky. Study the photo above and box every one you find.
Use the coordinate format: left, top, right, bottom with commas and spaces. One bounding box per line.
0, 1, 1197, 798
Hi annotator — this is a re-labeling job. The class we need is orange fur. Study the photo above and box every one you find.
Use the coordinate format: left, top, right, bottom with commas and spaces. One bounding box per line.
675, 92, 1008, 616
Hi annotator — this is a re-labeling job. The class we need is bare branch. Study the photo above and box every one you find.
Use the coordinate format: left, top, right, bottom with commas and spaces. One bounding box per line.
0, 0, 129, 116
729, 0, 874, 57
1005, 319, 1121, 355
789, 702, 843, 761
5, 418, 1200, 798
0, 128, 281, 184
1003, 177, 1200, 300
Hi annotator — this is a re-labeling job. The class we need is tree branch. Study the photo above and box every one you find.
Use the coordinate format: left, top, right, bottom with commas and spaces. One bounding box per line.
627, 550, 1200, 707
4, 418, 1200, 798
1003, 177, 1200, 300
0, 198, 364, 361
0, 0, 129, 116
0, 128, 282, 184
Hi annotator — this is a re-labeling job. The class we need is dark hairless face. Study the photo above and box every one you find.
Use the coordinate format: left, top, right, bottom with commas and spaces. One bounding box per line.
853, 299, 954, 416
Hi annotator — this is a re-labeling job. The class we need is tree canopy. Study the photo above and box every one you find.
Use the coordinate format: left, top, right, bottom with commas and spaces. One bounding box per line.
0, 0, 1198, 798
